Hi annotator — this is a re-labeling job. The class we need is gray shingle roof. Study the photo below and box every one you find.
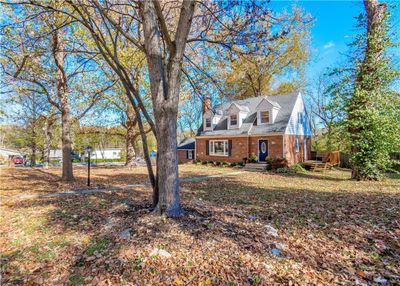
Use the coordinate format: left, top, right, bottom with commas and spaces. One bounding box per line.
197, 92, 299, 136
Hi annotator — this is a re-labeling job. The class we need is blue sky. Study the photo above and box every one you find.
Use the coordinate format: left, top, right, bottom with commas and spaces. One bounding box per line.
270, 0, 400, 82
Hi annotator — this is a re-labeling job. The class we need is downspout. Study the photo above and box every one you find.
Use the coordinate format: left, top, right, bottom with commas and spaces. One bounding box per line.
247, 136, 250, 161
247, 121, 254, 161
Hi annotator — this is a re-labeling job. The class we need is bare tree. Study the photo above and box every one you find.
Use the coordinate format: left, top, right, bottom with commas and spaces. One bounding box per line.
3, 0, 311, 216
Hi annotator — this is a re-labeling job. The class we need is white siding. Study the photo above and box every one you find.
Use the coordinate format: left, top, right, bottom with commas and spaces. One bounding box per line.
255, 98, 280, 124
284, 93, 312, 136
92, 149, 121, 160
49, 149, 62, 159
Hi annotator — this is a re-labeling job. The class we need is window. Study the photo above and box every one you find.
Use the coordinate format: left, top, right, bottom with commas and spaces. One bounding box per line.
261, 142, 267, 153
260, 111, 270, 124
209, 140, 229, 156
205, 118, 211, 128
296, 137, 300, 153
187, 151, 193, 160
230, 114, 237, 126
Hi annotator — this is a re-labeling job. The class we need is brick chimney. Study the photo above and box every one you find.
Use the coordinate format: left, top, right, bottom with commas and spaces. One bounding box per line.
202, 96, 212, 114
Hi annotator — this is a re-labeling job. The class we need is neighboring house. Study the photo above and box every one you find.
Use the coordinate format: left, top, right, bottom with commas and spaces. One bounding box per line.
50, 149, 81, 161
177, 138, 195, 164
0, 147, 24, 161
49, 149, 63, 160
195, 92, 312, 164
90, 148, 122, 160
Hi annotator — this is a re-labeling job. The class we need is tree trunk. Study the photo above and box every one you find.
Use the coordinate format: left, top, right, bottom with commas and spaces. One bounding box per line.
53, 28, 73, 181
133, 138, 140, 159
350, 0, 387, 180
141, 0, 195, 216
154, 109, 182, 216
43, 115, 54, 169
132, 98, 158, 206
31, 127, 36, 167
125, 121, 137, 166
126, 137, 136, 166
125, 103, 138, 166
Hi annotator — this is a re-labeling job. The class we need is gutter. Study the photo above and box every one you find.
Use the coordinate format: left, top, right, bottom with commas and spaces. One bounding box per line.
195, 132, 285, 139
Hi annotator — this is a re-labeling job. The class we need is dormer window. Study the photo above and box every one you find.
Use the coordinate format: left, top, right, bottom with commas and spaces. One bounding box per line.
230, 114, 237, 126
260, 111, 270, 124
205, 118, 211, 128
255, 97, 280, 125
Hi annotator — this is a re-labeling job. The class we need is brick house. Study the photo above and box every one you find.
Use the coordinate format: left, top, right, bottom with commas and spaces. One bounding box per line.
195, 92, 312, 164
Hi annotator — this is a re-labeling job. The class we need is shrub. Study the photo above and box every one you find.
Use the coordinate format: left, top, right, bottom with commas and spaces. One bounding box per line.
249, 153, 258, 163
387, 160, 400, 173
201, 160, 208, 165
221, 161, 230, 167
290, 164, 306, 173
269, 157, 288, 170
206, 160, 214, 166
276, 167, 295, 174
266, 156, 275, 164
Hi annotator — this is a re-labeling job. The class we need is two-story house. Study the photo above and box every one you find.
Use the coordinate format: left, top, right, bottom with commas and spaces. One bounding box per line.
195, 92, 312, 164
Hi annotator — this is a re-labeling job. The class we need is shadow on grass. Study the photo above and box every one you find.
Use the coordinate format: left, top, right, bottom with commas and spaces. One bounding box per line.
2, 170, 400, 285
273, 170, 352, 182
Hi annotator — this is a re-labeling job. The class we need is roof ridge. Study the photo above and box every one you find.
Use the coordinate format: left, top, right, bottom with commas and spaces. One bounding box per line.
226, 91, 299, 104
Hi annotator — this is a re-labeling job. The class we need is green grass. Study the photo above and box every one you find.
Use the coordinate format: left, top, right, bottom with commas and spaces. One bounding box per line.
69, 274, 85, 285
84, 237, 110, 256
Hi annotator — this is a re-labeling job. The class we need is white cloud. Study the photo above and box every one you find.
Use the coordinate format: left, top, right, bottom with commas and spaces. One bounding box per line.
323, 41, 335, 49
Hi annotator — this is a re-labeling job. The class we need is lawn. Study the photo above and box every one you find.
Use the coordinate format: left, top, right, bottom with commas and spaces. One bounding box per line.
1, 165, 399, 285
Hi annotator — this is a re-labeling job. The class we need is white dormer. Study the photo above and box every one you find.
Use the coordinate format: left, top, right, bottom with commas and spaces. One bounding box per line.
226, 103, 249, 129
255, 97, 281, 125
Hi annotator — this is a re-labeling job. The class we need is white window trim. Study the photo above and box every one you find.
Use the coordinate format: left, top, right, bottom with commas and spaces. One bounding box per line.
229, 114, 238, 128
258, 110, 271, 125
296, 137, 300, 153
209, 140, 229, 157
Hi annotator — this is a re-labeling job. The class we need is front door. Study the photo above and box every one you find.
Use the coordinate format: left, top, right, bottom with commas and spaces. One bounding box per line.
258, 140, 268, 162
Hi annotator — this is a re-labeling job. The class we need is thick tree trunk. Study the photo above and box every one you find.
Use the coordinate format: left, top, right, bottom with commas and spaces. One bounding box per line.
141, 0, 195, 216
125, 123, 138, 166
133, 138, 140, 159
126, 137, 136, 166
154, 109, 182, 216
350, 0, 386, 180
61, 106, 73, 180
53, 28, 73, 181
125, 104, 138, 167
